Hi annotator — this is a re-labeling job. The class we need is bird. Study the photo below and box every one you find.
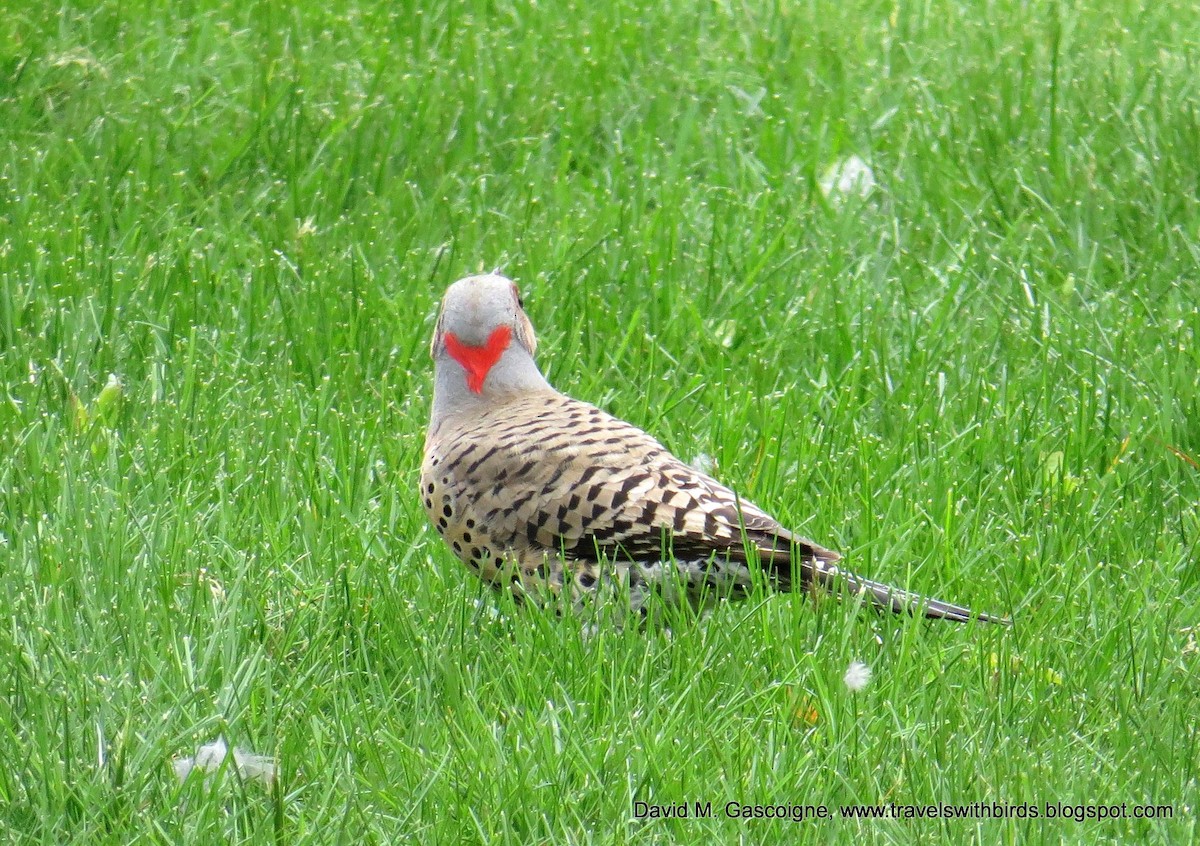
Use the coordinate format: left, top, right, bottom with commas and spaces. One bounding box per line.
420, 273, 1007, 625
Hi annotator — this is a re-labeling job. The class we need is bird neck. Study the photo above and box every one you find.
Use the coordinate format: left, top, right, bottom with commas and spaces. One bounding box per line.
429, 342, 555, 428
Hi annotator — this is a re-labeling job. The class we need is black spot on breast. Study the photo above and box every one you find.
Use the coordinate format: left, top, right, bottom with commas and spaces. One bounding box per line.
578, 573, 596, 588
437, 518, 447, 531
424, 498, 433, 510
470, 547, 482, 561
443, 503, 453, 518
453, 541, 462, 554
462, 532, 472, 543
426, 482, 435, 494
466, 518, 476, 529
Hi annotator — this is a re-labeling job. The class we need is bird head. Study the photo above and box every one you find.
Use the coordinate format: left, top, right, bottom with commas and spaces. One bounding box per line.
431, 274, 542, 397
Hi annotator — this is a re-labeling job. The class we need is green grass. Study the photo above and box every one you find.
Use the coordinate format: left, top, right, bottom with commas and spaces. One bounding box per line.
2, 0, 1198, 842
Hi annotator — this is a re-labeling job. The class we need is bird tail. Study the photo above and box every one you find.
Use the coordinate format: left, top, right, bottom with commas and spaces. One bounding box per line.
811, 559, 1010, 625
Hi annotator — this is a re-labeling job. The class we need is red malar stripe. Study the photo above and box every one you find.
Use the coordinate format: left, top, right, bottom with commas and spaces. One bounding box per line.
444, 325, 512, 394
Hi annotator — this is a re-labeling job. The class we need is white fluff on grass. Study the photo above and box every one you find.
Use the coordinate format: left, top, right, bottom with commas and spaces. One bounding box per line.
818, 155, 876, 205
173, 738, 276, 785
843, 660, 873, 693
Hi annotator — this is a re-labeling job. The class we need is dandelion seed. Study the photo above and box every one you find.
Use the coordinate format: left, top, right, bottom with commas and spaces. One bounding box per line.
173, 738, 276, 785
819, 155, 876, 205
843, 660, 872, 693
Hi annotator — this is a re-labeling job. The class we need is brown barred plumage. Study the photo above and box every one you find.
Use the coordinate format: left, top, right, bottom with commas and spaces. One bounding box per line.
421, 274, 1007, 624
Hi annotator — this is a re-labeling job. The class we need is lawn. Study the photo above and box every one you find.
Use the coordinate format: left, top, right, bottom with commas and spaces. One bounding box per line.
1, 0, 1198, 843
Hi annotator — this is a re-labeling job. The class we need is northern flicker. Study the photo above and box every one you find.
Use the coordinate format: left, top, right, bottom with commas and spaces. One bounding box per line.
421, 274, 1006, 624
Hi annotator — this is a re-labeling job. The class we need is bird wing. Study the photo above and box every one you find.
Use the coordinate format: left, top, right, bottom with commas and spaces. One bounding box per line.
448, 394, 835, 585
443, 393, 1003, 623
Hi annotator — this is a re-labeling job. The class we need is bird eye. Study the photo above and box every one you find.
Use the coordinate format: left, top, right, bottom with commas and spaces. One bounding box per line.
513, 285, 525, 309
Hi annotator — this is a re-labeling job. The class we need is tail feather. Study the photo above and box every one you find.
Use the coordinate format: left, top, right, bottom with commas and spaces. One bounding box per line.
812, 562, 1010, 625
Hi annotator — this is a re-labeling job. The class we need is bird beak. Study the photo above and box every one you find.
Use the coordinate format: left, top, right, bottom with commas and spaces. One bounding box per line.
430, 313, 445, 359
516, 311, 537, 357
